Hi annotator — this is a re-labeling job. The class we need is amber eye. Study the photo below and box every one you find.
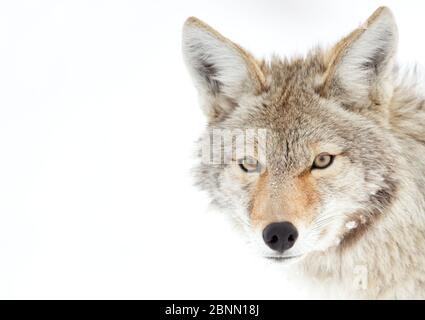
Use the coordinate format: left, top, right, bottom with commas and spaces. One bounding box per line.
312, 153, 334, 169
238, 157, 262, 173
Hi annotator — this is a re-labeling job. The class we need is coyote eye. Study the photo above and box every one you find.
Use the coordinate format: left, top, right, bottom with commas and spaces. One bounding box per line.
312, 153, 334, 169
238, 157, 261, 173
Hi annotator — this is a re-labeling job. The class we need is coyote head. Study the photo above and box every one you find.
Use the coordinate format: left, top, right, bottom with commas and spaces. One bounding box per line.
183, 7, 399, 261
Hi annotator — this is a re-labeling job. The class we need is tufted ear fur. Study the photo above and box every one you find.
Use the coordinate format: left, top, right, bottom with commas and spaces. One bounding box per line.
182, 17, 267, 122
320, 7, 398, 114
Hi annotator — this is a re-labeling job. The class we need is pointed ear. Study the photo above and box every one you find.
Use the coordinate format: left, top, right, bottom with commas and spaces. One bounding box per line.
182, 17, 267, 121
320, 7, 398, 111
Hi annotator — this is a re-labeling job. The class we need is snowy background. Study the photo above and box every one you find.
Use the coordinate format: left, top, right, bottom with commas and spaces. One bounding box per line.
0, 0, 424, 299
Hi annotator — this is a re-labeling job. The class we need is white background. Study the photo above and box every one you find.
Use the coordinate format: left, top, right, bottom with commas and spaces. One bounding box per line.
0, 0, 424, 299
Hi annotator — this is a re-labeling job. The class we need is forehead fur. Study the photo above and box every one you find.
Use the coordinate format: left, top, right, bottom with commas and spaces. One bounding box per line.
219, 49, 332, 129
215, 51, 348, 165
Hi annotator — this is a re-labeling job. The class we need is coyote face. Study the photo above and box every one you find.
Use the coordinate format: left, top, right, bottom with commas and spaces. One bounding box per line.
182, 8, 399, 261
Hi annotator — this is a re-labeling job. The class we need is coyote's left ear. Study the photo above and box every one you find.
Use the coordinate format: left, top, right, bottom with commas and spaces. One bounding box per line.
320, 7, 398, 111
182, 17, 267, 122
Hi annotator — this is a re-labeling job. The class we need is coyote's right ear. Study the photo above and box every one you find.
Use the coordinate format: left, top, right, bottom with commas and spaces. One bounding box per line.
182, 17, 267, 122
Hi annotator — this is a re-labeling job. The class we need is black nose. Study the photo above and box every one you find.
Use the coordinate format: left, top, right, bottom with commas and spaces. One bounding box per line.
262, 222, 298, 253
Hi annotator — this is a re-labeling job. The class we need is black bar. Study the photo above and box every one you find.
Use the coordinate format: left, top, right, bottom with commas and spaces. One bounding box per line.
0, 300, 423, 318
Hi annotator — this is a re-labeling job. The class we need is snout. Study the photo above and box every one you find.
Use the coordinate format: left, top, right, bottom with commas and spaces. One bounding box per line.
262, 222, 298, 253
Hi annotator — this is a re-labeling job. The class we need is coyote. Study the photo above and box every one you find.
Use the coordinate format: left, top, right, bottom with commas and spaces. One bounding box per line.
182, 7, 425, 299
